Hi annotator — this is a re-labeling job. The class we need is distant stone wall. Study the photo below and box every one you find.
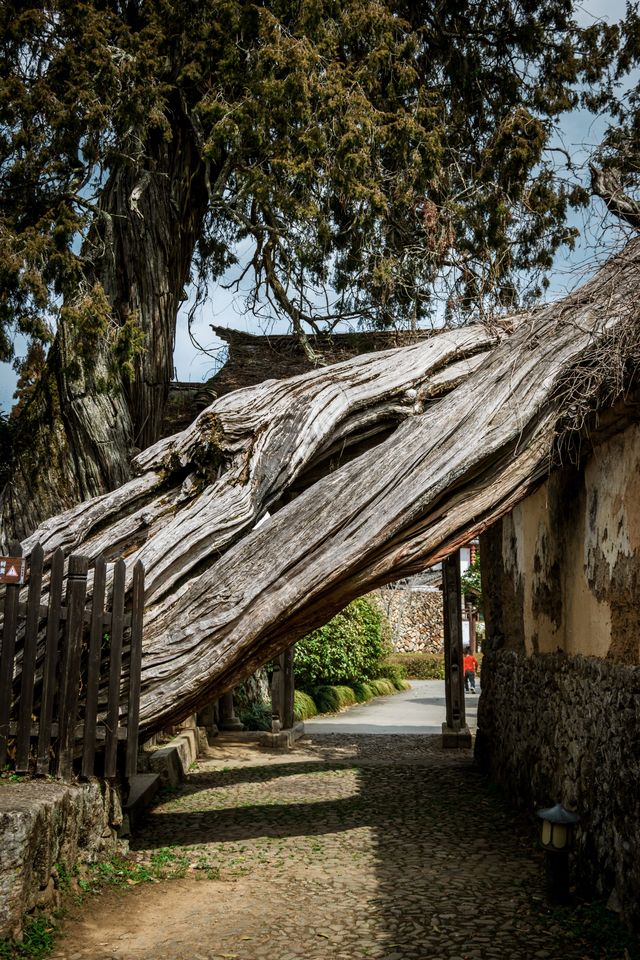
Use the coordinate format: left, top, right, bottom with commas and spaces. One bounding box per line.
0, 780, 123, 939
376, 588, 443, 653
476, 649, 640, 931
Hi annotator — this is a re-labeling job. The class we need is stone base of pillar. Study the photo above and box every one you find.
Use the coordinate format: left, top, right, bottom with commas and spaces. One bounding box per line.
219, 716, 245, 732
261, 721, 305, 751
441, 722, 472, 749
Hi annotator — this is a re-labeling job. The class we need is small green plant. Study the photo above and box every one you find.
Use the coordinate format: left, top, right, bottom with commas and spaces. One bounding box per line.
238, 702, 272, 731
53, 863, 71, 893
461, 550, 482, 611
0, 915, 59, 959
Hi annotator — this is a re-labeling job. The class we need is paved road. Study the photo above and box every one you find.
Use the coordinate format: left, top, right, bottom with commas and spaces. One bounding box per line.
303, 679, 480, 735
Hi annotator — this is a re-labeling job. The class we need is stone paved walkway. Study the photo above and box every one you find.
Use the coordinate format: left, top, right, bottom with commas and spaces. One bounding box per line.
52, 735, 612, 960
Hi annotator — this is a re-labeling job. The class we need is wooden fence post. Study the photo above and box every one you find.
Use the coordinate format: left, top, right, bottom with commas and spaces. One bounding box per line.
125, 560, 145, 779
81, 556, 107, 779
37, 547, 64, 775
16, 544, 44, 772
104, 558, 126, 778
0, 542, 22, 769
56, 555, 88, 779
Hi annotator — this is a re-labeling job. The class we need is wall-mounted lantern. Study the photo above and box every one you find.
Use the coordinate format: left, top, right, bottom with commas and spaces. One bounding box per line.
537, 803, 580, 905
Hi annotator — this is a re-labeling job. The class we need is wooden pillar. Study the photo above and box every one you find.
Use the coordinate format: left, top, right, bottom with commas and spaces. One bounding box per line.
442, 551, 472, 748
282, 646, 295, 731
271, 646, 295, 733
271, 658, 283, 734
466, 601, 477, 654
219, 690, 243, 731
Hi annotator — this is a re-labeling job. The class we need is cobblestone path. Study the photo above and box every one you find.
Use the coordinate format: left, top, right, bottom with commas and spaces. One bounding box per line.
53, 735, 614, 960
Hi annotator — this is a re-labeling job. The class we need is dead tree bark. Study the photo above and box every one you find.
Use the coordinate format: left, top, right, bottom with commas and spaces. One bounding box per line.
12, 239, 640, 734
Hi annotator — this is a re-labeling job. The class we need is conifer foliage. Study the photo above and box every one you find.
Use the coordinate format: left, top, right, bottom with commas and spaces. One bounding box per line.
0, 0, 619, 536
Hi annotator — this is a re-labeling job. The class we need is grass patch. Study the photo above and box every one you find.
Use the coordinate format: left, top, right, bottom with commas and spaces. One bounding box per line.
0, 915, 60, 959
293, 690, 318, 721
351, 681, 375, 702
312, 684, 356, 714
368, 678, 396, 697
79, 848, 189, 893
0, 850, 191, 959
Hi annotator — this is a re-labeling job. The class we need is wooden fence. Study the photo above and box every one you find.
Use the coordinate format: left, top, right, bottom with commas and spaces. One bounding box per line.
0, 543, 144, 781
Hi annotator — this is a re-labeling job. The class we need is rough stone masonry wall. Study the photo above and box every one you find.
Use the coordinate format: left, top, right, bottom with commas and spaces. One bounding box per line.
0, 779, 123, 939
476, 649, 640, 931
375, 588, 443, 653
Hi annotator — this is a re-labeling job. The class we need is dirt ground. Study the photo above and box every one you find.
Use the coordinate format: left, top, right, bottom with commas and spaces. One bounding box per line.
49, 735, 631, 960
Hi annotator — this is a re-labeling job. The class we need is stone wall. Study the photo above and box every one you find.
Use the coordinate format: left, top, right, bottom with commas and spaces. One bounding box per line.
0, 779, 123, 939
476, 649, 640, 931
375, 588, 443, 653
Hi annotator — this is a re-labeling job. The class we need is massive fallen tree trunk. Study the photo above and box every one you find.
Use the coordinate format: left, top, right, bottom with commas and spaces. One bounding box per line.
11, 239, 640, 733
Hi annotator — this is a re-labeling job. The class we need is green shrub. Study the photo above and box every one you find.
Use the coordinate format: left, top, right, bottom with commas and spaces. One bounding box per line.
351, 681, 375, 703
238, 702, 271, 731
293, 690, 318, 721
368, 678, 396, 697
294, 597, 391, 688
375, 660, 408, 687
312, 684, 357, 714
389, 653, 446, 680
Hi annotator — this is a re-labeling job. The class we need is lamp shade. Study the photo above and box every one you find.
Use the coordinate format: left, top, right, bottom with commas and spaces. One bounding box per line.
537, 804, 580, 851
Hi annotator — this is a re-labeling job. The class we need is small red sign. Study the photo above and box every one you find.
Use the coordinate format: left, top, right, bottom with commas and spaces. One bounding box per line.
0, 556, 25, 585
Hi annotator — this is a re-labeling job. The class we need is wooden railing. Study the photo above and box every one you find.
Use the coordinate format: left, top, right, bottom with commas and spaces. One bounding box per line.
0, 543, 144, 781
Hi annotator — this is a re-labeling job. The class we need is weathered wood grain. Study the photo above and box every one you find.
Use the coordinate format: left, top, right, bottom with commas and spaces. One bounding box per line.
9, 239, 640, 734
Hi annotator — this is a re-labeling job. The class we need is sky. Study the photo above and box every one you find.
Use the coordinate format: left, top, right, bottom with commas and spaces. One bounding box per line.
0, 0, 632, 414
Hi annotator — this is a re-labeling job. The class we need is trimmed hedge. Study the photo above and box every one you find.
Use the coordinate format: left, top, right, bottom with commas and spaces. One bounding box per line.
313, 684, 357, 714
351, 681, 375, 703
293, 690, 318, 721
375, 659, 408, 686
388, 651, 483, 680
238, 675, 409, 729
388, 652, 446, 680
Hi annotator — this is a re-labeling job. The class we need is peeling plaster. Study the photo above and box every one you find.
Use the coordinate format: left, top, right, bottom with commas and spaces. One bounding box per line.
487, 421, 640, 663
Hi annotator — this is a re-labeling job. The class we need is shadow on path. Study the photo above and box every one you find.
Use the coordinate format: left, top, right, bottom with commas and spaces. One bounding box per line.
116, 735, 616, 960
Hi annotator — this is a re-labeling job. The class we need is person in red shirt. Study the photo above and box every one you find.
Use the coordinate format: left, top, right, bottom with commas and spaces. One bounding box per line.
463, 648, 478, 693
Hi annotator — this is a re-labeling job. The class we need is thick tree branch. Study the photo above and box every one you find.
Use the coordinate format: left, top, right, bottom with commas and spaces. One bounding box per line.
8, 239, 640, 734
